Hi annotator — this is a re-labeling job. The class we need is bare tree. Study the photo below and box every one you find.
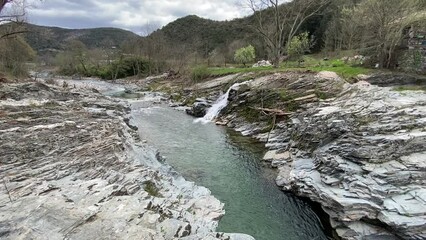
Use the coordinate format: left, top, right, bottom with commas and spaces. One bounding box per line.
0, 0, 13, 12
0, 0, 32, 40
340, 0, 426, 68
245, 0, 330, 67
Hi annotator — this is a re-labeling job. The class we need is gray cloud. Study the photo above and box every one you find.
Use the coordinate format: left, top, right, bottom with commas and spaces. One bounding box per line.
27, 0, 250, 35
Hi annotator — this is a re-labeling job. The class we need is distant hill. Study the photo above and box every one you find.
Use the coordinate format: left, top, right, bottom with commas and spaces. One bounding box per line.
24, 24, 140, 52
151, 15, 262, 56
158, 15, 254, 46
23, 6, 328, 60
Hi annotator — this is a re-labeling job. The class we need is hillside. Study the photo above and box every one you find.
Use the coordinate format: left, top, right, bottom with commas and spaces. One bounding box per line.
156, 15, 257, 50
23, 7, 327, 60
149, 12, 327, 59
24, 23, 140, 52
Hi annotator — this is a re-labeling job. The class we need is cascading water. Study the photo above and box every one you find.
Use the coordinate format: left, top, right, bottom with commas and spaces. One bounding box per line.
195, 81, 250, 123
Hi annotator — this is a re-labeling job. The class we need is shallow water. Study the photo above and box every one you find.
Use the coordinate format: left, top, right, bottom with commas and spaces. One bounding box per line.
130, 103, 327, 240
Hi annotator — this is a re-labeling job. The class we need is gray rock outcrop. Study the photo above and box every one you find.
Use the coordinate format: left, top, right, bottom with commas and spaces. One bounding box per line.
0, 82, 231, 239
216, 72, 426, 239
365, 72, 426, 87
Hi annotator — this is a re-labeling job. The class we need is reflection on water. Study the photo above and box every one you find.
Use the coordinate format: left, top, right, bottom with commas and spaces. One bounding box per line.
130, 103, 327, 240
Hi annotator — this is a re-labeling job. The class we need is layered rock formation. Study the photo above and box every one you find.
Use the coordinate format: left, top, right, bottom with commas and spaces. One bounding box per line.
0, 82, 251, 240
210, 72, 426, 239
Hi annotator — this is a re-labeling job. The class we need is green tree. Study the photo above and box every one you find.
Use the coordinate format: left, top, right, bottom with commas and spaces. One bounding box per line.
287, 32, 311, 64
234, 45, 256, 67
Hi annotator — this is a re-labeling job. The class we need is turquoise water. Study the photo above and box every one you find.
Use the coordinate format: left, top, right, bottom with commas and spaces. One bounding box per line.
130, 103, 327, 240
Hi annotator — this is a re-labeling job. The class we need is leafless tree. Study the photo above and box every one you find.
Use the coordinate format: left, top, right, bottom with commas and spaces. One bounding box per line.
338, 0, 426, 68
245, 0, 330, 67
0, 0, 30, 40
0, 0, 13, 12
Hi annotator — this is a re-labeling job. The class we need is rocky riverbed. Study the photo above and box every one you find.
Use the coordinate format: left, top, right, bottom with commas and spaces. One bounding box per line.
182, 71, 426, 240
0, 81, 253, 240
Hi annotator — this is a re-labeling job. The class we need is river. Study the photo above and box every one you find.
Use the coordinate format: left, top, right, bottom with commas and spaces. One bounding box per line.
130, 101, 327, 240
57, 78, 328, 240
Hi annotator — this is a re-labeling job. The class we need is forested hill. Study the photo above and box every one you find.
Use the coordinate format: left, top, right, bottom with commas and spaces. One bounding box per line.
24, 23, 140, 51
155, 15, 257, 50
24, 9, 327, 59
149, 12, 327, 59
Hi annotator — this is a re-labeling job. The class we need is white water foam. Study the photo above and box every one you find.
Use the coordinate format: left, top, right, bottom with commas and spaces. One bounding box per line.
194, 81, 250, 124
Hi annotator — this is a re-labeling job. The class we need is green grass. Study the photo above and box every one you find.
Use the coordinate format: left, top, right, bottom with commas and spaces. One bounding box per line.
284, 58, 370, 79
393, 85, 426, 92
204, 57, 371, 80
208, 66, 275, 76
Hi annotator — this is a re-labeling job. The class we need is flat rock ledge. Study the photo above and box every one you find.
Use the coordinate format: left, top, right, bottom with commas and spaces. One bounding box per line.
0, 82, 251, 240
219, 72, 426, 240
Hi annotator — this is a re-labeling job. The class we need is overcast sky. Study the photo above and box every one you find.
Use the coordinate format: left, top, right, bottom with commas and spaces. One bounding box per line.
27, 0, 251, 35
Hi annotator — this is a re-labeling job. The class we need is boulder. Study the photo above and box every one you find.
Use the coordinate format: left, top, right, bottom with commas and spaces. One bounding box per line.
186, 100, 211, 117
252, 60, 272, 68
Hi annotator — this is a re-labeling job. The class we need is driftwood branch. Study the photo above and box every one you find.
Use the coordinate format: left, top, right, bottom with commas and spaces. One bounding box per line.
266, 114, 277, 142
250, 107, 293, 116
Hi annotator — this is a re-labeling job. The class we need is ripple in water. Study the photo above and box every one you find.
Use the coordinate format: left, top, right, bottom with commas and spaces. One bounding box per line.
130, 103, 327, 240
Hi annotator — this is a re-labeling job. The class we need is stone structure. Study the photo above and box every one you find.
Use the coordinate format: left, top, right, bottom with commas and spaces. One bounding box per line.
405, 26, 426, 71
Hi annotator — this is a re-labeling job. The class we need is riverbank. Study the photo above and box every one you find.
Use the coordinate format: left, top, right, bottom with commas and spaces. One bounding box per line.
147, 70, 426, 239
129, 102, 327, 240
0, 80, 254, 239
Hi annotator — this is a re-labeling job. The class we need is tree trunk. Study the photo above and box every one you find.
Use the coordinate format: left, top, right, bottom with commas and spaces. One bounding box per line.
273, 49, 280, 68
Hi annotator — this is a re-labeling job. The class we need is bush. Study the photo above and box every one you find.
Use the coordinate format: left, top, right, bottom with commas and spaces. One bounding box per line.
191, 65, 210, 82
330, 59, 345, 67
287, 32, 311, 62
234, 45, 256, 67
104, 57, 152, 80
56, 56, 154, 80
0, 36, 36, 77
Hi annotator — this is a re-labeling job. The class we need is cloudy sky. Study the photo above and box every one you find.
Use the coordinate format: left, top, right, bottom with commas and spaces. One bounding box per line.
27, 0, 251, 35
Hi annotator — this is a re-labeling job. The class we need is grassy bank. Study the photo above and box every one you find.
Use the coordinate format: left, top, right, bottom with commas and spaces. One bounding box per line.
192, 56, 372, 82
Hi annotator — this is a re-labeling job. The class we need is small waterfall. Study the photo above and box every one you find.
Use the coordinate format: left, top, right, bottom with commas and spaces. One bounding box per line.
195, 81, 249, 123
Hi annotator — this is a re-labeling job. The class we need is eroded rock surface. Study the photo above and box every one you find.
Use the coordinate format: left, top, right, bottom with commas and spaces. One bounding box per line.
0, 82, 233, 239
212, 72, 426, 239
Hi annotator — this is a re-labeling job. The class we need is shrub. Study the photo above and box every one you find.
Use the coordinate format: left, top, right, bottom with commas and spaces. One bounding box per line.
106, 57, 152, 80
234, 45, 256, 67
191, 65, 210, 83
287, 32, 311, 63
143, 181, 163, 197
